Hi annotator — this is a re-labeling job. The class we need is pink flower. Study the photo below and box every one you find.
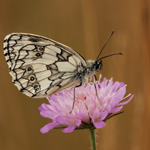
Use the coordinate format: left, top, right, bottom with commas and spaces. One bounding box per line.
39, 75, 134, 133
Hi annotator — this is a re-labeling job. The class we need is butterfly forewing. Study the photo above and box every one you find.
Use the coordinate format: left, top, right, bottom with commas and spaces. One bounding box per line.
4, 33, 87, 98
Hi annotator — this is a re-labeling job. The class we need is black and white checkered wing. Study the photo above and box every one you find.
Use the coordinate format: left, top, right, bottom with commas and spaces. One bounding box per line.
3, 33, 87, 98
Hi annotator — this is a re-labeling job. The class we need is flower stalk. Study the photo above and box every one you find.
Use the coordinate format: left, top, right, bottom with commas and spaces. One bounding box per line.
90, 127, 96, 150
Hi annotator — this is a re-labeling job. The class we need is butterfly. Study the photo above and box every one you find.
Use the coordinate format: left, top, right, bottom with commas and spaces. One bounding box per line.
3, 31, 121, 98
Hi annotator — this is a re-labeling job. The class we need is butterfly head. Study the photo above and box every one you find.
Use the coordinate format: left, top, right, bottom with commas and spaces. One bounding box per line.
86, 59, 102, 72
93, 59, 102, 72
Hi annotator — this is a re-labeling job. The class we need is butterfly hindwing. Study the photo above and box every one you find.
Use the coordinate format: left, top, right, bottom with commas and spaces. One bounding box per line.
4, 33, 87, 98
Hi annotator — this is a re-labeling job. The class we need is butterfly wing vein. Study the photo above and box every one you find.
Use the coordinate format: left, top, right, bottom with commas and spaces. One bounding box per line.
3, 33, 87, 98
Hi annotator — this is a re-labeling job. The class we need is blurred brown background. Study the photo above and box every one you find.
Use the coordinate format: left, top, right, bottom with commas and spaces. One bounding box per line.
0, 0, 150, 150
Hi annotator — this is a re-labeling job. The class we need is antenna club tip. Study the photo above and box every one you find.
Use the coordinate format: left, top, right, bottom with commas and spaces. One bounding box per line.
111, 31, 115, 35
119, 52, 123, 55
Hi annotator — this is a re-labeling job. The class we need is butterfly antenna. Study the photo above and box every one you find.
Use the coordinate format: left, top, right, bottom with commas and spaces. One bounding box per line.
97, 52, 122, 61
96, 31, 115, 60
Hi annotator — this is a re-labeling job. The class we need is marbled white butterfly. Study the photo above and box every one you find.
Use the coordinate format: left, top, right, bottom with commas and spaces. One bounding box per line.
3, 31, 121, 98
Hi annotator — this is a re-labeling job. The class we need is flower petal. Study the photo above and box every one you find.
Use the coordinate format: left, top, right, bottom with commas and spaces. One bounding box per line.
40, 122, 58, 133
62, 126, 76, 133
111, 106, 123, 113
93, 121, 106, 128
119, 94, 134, 105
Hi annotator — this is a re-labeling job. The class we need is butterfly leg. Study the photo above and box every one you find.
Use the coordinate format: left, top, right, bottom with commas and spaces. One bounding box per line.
92, 82, 102, 105
70, 81, 82, 113
94, 74, 101, 88
94, 74, 97, 81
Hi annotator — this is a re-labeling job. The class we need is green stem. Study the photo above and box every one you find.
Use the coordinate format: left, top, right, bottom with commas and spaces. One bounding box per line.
90, 128, 96, 150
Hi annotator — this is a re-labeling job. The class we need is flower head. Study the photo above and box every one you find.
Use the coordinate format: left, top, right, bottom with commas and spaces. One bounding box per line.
39, 75, 134, 133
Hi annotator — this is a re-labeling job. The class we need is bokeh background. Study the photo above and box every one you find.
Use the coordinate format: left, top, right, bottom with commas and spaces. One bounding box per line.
0, 0, 150, 150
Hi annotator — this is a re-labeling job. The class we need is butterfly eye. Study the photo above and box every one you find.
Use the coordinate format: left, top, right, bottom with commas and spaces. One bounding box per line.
95, 64, 99, 70
93, 60, 102, 71
28, 74, 36, 83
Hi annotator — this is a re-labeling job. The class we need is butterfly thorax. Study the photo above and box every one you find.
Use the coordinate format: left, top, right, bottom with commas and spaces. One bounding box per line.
73, 59, 102, 85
